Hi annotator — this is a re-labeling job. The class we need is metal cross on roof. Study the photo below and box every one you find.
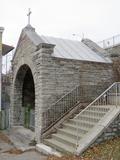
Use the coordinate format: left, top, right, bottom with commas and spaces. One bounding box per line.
27, 8, 32, 25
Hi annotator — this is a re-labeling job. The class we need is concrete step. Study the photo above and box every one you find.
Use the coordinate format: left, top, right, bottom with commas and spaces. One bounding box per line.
58, 128, 86, 139
59, 125, 88, 134
82, 110, 106, 117
44, 138, 75, 154
87, 106, 110, 112
68, 119, 96, 128
78, 119, 97, 124
77, 115, 100, 123
63, 122, 92, 132
52, 133, 78, 147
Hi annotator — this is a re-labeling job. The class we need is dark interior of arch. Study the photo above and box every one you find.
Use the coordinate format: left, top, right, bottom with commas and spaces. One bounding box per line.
22, 68, 35, 109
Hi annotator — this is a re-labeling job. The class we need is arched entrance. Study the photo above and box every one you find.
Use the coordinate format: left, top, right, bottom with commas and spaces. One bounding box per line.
13, 64, 35, 130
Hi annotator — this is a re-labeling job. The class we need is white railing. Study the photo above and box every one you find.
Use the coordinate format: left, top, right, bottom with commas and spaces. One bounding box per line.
98, 35, 120, 49
75, 82, 120, 150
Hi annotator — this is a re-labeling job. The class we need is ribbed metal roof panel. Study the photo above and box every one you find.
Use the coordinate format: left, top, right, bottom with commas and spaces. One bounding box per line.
41, 36, 111, 63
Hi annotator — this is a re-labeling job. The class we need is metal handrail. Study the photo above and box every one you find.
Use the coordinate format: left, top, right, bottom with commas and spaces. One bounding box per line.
42, 85, 83, 133
75, 82, 120, 151
75, 82, 117, 118
46, 85, 80, 110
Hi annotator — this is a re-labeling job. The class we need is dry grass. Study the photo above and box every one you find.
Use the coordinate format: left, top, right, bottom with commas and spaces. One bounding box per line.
82, 137, 120, 160
47, 137, 120, 160
0, 131, 24, 155
0, 132, 12, 144
3, 148, 24, 155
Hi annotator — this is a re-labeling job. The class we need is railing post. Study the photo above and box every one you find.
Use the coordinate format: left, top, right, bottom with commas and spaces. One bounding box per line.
103, 40, 105, 48
113, 36, 115, 47
75, 119, 79, 154
116, 83, 118, 107
8, 108, 10, 129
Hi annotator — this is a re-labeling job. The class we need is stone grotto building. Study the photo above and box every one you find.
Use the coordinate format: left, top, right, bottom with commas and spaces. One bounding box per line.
10, 24, 120, 154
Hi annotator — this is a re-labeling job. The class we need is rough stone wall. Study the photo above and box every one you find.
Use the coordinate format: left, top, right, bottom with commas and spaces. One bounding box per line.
11, 31, 43, 142
112, 58, 120, 81
40, 52, 116, 110
11, 32, 36, 124
106, 45, 120, 56
103, 44, 120, 81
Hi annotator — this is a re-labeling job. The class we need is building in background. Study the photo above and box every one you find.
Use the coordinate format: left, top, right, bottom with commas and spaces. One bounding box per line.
0, 27, 14, 111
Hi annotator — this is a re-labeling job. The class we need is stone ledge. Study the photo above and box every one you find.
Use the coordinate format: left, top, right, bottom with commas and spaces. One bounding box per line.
36, 143, 62, 157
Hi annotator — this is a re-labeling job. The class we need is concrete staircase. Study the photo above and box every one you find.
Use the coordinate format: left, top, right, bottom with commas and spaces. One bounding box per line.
37, 82, 120, 155
44, 105, 115, 154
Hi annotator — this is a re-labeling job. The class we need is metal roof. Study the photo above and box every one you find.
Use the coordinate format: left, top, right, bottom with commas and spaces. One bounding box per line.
41, 36, 111, 63
24, 25, 111, 63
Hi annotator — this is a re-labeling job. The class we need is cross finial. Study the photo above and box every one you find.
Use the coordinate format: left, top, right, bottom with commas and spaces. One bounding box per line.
27, 8, 32, 25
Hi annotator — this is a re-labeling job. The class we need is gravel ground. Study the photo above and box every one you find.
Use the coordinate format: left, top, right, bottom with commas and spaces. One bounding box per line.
0, 131, 47, 160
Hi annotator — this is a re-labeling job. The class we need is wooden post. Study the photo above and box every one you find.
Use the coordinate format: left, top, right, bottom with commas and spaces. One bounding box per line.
0, 27, 4, 111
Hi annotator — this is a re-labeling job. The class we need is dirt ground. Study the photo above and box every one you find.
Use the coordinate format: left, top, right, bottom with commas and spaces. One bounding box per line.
0, 132, 47, 160
1, 131, 120, 160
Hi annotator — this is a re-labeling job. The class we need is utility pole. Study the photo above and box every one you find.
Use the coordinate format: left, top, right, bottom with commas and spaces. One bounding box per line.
0, 27, 4, 111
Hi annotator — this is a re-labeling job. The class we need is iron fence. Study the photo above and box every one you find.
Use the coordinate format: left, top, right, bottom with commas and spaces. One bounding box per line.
42, 85, 83, 133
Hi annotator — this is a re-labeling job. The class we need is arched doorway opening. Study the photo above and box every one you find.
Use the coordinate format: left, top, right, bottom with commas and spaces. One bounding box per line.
13, 64, 35, 130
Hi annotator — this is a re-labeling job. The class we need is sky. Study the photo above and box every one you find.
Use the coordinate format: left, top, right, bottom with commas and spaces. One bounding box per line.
1, 0, 120, 47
